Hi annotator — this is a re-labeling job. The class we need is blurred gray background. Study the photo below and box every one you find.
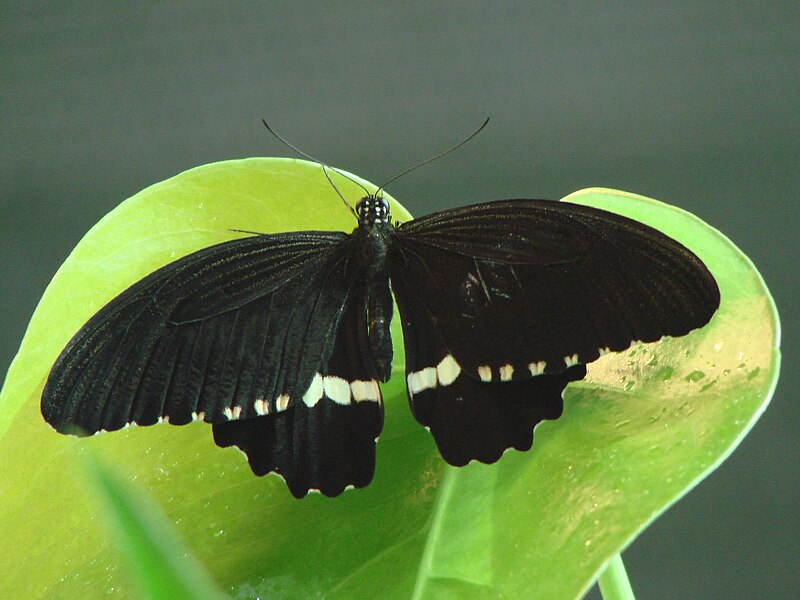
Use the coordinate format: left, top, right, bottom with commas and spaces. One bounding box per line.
2, 3, 797, 598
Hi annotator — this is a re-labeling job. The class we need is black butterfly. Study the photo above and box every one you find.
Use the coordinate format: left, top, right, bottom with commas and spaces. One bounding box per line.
41, 193, 719, 498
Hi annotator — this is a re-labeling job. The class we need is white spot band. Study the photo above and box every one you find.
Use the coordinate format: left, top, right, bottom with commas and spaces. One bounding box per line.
407, 354, 462, 396
528, 361, 546, 376
437, 355, 461, 386
303, 374, 324, 407
323, 375, 351, 405
351, 379, 381, 402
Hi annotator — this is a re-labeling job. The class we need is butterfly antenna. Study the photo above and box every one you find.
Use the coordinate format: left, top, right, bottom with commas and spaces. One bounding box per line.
262, 120, 367, 218
321, 165, 358, 218
375, 117, 490, 195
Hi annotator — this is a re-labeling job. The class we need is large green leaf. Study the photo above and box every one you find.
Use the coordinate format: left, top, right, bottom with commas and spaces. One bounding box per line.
0, 160, 779, 599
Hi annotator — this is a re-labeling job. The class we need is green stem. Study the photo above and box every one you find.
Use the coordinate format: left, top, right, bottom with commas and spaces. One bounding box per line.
597, 553, 636, 600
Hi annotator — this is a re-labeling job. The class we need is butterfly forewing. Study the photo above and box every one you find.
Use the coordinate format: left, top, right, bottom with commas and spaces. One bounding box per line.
390, 199, 720, 379
41, 231, 359, 434
388, 199, 719, 465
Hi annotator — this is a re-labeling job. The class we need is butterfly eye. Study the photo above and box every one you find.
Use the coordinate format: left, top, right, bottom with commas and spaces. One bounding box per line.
355, 197, 369, 220
378, 198, 391, 216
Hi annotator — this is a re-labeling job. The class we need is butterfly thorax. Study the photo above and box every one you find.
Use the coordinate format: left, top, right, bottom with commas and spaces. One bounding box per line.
354, 196, 394, 381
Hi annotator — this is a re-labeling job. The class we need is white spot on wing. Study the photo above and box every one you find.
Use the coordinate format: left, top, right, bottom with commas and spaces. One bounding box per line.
192, 411, 205, 423
223, 407, 233, 420
499, 364, 514, 381
277, 393, 290, 411
564, 353, 579, 367
478, 365, 492, 382
323, 375, 351, 405
232, 405, 242, 420
408, 366, 438, 395
254, 399, 268, 415
528, 361, 546, 376
303, 373, 324, 407
436, 354, 461, 386
351, 379, 381, 402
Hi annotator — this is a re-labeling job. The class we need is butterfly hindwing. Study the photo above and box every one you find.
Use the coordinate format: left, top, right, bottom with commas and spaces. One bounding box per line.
393, 283, 586, 465
41, 231, 361, 435
212, 280, 384, 497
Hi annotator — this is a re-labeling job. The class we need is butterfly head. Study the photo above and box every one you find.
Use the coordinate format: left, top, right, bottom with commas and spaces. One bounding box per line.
355, 195, 392, 226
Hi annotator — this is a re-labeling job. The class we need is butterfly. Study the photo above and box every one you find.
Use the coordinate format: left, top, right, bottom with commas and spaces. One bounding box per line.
41, 178, 720, 498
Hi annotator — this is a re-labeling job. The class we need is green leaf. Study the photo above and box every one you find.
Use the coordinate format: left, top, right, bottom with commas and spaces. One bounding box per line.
0, 161, 779, 599
82, 452, 227, 600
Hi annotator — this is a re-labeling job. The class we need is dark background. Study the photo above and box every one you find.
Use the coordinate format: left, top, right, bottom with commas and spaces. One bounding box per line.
2, 3, 797, 598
